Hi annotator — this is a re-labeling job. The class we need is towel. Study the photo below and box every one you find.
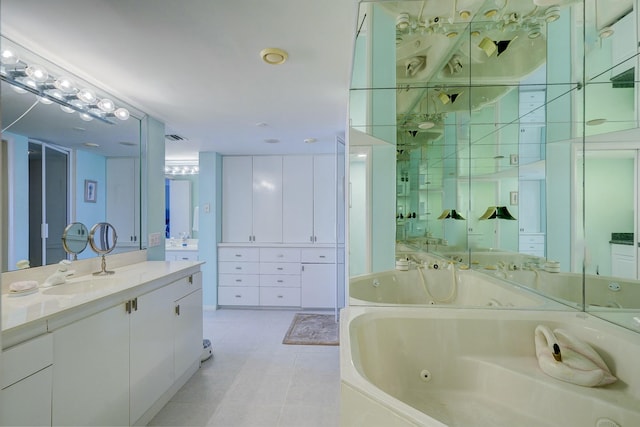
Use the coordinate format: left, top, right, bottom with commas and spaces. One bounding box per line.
9, 280, 38, 293
534, 325, 617, 387
192, 206, 199, 232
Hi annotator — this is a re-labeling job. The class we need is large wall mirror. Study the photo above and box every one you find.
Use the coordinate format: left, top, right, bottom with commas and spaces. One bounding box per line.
0, 36, 144, 272
349, 0, 640, 333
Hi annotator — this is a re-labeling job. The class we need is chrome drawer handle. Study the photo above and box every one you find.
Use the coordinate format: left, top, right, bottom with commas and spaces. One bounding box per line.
235, 267, 242, 270
236, 279, 242, 282
277, 267, 284, 270
235, 295, 242, 298
277, 280, 284, 283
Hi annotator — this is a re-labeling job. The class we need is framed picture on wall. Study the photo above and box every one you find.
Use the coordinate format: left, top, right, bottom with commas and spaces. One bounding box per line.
84, 180, 97, 203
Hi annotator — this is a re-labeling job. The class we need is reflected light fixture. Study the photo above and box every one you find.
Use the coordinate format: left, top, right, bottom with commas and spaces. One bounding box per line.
479, 206, 517, 220
0, 45, 131, 124
599, 27, 614, 38
260, 48, 288, 65
165, 161, 199, 176
437, 209, 466, 220
544, 6, 560, 23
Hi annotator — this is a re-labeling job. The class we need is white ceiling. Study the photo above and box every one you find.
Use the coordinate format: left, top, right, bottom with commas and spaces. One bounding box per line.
1, 0, 359, 160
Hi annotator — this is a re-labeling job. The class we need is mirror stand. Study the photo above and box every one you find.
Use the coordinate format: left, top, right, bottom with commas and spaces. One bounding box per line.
88, 222, 118, 275
93, 254, 115, 276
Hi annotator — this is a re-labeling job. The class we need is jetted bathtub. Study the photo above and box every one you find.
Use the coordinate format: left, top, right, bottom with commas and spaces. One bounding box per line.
349, 268, 560, 308
340, 307, 640, 427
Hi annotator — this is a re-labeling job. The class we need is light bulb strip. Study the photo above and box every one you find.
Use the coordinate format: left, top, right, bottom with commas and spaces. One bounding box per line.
0, 57, 129, 124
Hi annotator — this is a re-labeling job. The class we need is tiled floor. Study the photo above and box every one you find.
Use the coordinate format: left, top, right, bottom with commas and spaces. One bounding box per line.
148, 308, 341, 427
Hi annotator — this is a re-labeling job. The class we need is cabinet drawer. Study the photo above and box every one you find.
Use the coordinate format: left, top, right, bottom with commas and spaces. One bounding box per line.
219, 261, 260, 274
172, 273, 203, 300
260, 262, 300, 275
611, 243, 635, 257
520, 243, 544, 251
219, 274, 260, 287
519, 235, 545, 244
218, 286, 259, 306
218, 247, 260, 262
260, 274, 301, 288
259, 287, 301, 307
301, 248, 335, 263
1, 333, 53, 389
260, 247, 301, 262
167, 251, 198, 261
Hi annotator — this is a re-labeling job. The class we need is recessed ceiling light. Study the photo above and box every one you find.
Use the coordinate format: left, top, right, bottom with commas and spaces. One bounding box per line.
83, 142, 100, 148
260, 48, 288, 65
599, 27, 614, 38
304, 138, 317, 144
418, 122, 435, 129
256, 122, 268, 127
264, 138, 280, 144
459, 10, 471, 20
484, 9, 498, 18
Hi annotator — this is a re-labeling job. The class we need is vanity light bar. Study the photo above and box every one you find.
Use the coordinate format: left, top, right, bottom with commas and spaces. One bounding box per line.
0, 54, 130, 125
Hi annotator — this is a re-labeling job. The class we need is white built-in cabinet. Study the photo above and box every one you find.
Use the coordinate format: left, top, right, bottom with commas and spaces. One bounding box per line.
282, 155, 337, 244
301, 248, 337, 308
107, 157, 140, 247
51, 272, 202, 426
611, 243, 636, 279
0, 334, 53, 427
222, 156, 283, 243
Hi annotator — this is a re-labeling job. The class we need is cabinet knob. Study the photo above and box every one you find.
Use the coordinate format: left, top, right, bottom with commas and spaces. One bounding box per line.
235, 267, 242, 270
235, 294, 242, 298
236, 279, 243, 282
277, 267, 283, 270
277, 280, 284, 283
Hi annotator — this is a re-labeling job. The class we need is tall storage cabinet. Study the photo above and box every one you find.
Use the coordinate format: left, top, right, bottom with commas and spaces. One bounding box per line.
107, 157, 140, 247
313, 155, 337, 243
222, 156, 283, 243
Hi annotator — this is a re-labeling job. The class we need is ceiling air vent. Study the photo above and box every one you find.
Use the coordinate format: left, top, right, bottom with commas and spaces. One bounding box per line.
165, 134, 187, 142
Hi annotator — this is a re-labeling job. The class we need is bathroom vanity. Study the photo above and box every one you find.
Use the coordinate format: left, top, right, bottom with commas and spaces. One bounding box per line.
1, 257, 203, 426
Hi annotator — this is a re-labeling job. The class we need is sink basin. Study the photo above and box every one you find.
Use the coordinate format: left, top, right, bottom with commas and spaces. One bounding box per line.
41, 278, 116, 296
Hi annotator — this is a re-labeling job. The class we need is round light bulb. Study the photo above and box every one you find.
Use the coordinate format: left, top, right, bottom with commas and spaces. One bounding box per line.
38, 96, 53, 105
60, 105, 75, 113
54, 77, 76, 93
77, 88, 97, 104
79, 113, 93, 121
0, 48, 19, 65
11, 84, 27, 94
25, 64, 48, 83
97, 98, 115, 113
114, 107, 130, 120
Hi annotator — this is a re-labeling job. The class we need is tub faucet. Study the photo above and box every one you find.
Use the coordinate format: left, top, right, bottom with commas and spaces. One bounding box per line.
42, 260, 75, 287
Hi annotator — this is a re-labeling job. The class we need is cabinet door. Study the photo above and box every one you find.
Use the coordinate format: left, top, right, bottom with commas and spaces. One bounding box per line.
301, 263, 337, 308
252, 156, 283, 242
129, 285, 175, 424
107, 157, 139, 246
53, 304, 130, 426
222, 156, 253, 242
283, 155, 314, 243
313, 155, 337, 243
1, 367, 52, 427
174, 288, 204, 379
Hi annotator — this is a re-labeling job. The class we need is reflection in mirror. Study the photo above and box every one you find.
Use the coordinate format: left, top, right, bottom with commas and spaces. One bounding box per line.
61, 222, 88, 260
348, 0, 640, 333
89, 222, 117, 275
0, 36, 143, 272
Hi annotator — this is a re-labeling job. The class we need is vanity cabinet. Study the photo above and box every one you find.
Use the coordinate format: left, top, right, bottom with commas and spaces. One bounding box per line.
222, 156, 283, 243
0, 334, 53, 427
611, 243, 636, 279
51, 272, 202, 426
107, 157, 140, 247
282, 155, 337, 244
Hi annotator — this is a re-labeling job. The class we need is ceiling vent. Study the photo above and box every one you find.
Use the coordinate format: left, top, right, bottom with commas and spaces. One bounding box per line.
165, 134, 187, 142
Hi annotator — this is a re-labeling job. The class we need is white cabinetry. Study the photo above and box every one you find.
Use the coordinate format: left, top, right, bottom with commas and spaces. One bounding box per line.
312, 155, 337, 243
52, 303, 130, 426
259, 247, 301, 307
174, 272, 203, 380
0, 334, 53, 427
611, 243, 636, 279
519, 233, 545, 257
222, 156, 283, 243
51, 273, 202, 426
301, 248, 337, 309
107, 157, 140, 247
218, 247, 260, 305
166, 250, 199, 261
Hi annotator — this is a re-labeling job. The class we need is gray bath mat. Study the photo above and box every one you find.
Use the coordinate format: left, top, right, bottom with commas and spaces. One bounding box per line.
283, 313, 339, 345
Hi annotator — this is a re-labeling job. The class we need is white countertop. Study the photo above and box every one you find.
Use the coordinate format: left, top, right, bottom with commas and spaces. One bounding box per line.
2, 260, 202, 348
166, 244, 198, 251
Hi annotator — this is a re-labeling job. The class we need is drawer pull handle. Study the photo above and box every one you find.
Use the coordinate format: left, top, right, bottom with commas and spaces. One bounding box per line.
181, 257, 189, 260
235, 267, 242, 270
236, 279, 243, 282
277, 267, 284, 270
319, 255, 326, 258
235, 295, 242, 298
277, 254, 284, 258
277, 280, 284, 283
235, 254, 242, 257
277, 295, 283, 298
